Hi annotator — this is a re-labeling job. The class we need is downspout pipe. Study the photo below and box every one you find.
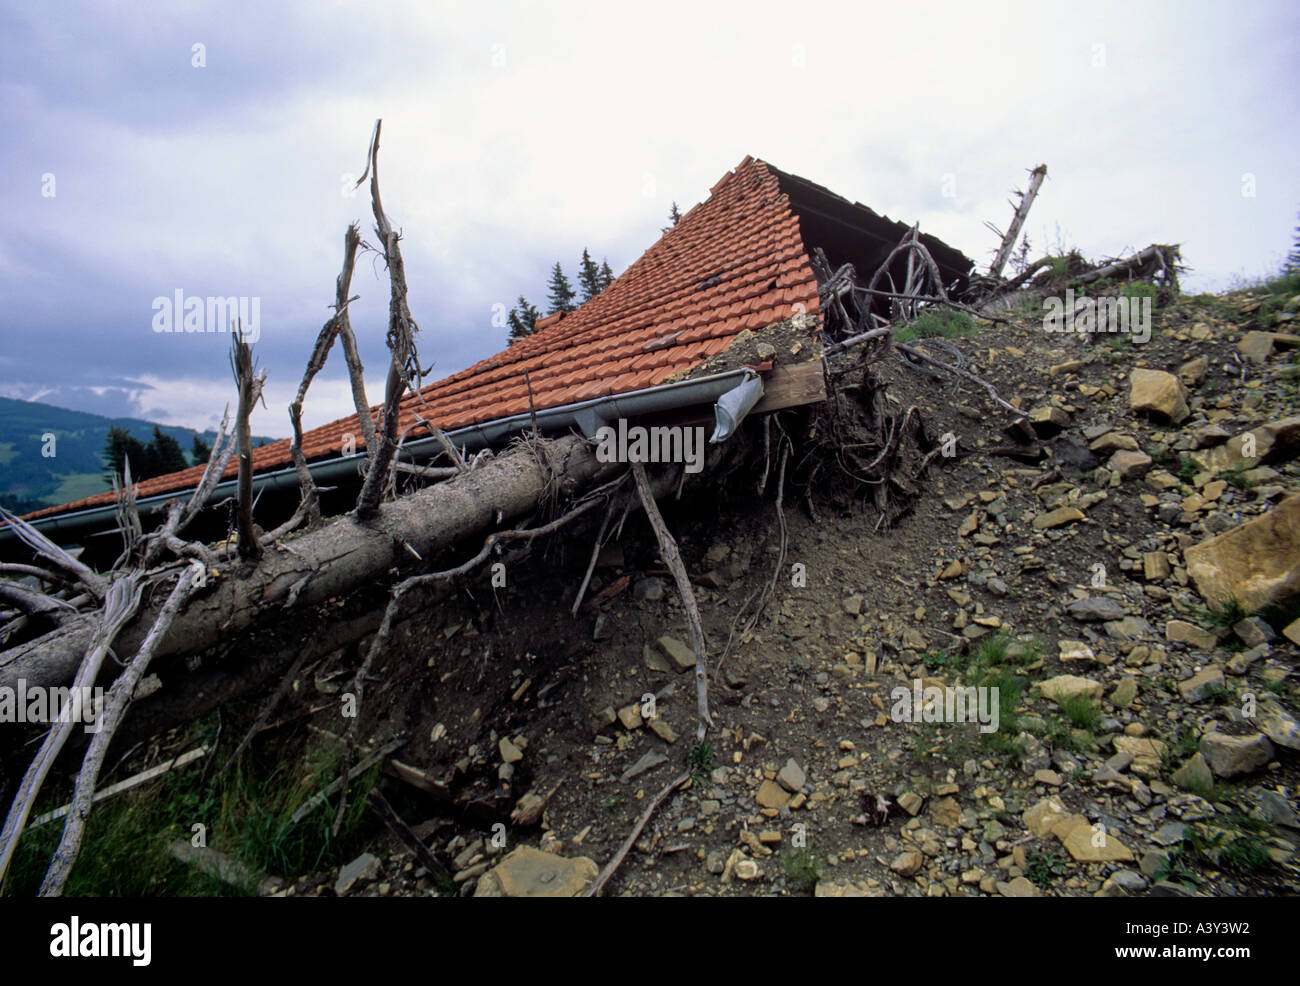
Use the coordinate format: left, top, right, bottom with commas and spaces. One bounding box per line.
2, 367, 765, 548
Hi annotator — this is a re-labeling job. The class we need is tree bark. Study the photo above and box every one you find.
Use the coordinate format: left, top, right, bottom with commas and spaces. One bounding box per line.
0, 435, 614, 695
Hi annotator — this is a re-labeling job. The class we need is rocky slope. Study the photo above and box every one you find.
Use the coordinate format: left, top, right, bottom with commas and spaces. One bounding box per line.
272, 280, 1300, 898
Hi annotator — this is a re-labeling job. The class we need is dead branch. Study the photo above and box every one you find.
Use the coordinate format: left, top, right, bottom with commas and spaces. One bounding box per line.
137, 410, 236, 569
1072, 243, 1182, 292
2, 435, 618, 697
365, 788, 453, 886
894, 341, 1025, 419
630, 461, 711, 741
230, 326, 266, 562
0, 507, 107, 603
868, 225, 950, 309
987, 164, 1047, 280
39, 563, 204, 895
29, 747, 207, 829
571, 497, 616, 616
289, 224, 365, 532
0, 580, 75, 622
111, 460, 144, 567
0, 573, 144, 886
356, 120, 423, 519
0, 563, 67, 585
584, 770, 690, 898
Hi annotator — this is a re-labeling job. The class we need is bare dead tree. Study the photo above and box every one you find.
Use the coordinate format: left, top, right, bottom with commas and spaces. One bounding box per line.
230, 325, 267, 561
355, 120, 418, 519
986, 164, 1048, 280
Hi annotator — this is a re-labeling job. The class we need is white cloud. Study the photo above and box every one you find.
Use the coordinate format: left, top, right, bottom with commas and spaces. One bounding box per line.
2, 0, 1297, 431
122, 372, 389, 437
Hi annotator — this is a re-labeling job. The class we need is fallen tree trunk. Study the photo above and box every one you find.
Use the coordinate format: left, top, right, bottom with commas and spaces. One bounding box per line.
0, 435, 614, 694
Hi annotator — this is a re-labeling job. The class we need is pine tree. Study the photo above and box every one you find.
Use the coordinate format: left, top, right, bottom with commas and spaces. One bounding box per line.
545, 262, 576, 314
507, 296, 542, 345
103, 425, 191, 482
662, 201, 682, 233
578, 248, 603, 302
102, 426, 147, 484
149, 425, 189, 476
192, 433, 212, 465
598, 259, 614, 291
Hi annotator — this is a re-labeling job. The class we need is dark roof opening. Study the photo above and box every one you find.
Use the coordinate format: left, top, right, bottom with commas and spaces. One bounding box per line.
769, 164, 975, 316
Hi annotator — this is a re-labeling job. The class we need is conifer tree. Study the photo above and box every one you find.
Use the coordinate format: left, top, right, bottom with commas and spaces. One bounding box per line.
662, 201, 682, 232
102, 426, 147, 484
191, 433, 212, 465
149, 425, 189, 476
507, 296, 542, 344
545, 262, 576, 314
578, 248, 603, 302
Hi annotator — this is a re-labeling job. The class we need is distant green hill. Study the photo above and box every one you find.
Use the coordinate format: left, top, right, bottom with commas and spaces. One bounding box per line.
0, 396, 276, 513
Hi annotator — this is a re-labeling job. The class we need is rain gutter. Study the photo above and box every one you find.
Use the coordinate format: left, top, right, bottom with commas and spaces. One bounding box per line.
2, 367, 764, 547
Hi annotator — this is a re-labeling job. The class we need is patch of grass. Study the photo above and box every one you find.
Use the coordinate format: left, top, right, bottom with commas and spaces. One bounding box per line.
1154, 844, 1203, 887
1176, 454, 1198, 484
1182, 823, 1272, 875
1042, 716, 1088, 753
1182, 771, 1220, 803
781, 847, 823, 893
973, 631, 1011, 666
1024, 845, 1068, 890
1160, 727, 1200, 775
894, 308, 975, 344
1262, 268, 1300, 297
913, 721, 977, 766
1221, 465, 1256, 491
1255, 269, 1300, 329
1221, 835, 1271, 873
1120, 281, 1160, 303
1224, 811, 1273, 836
1198, 597, 1248, 632
1058, 693, 1101, 731
8, 772, 237, 897
922, 650, 948, 670
218, 739, 383, 879
7, 720, 391, 897
687, 742, 714, 788
1202, 681, 1234, 706
982, 730, 1026, 759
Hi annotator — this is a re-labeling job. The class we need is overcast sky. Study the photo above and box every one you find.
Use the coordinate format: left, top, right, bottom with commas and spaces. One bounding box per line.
3, 0, 1296, 439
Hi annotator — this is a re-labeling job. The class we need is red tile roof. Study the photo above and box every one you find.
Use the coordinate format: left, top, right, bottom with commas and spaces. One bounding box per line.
25, 156, 821, 521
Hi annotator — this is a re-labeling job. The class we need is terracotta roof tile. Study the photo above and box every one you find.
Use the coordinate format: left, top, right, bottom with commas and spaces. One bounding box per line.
26, 157, 821, 522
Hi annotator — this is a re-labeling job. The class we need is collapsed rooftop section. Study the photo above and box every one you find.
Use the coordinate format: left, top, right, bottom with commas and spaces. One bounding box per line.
12, 155, 974, 550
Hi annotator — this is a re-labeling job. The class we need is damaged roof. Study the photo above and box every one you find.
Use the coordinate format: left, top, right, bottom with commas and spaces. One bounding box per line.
25, 156, 973, 523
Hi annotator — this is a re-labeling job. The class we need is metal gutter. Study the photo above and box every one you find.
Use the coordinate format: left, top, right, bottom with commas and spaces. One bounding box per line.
1, 367, 764, 547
